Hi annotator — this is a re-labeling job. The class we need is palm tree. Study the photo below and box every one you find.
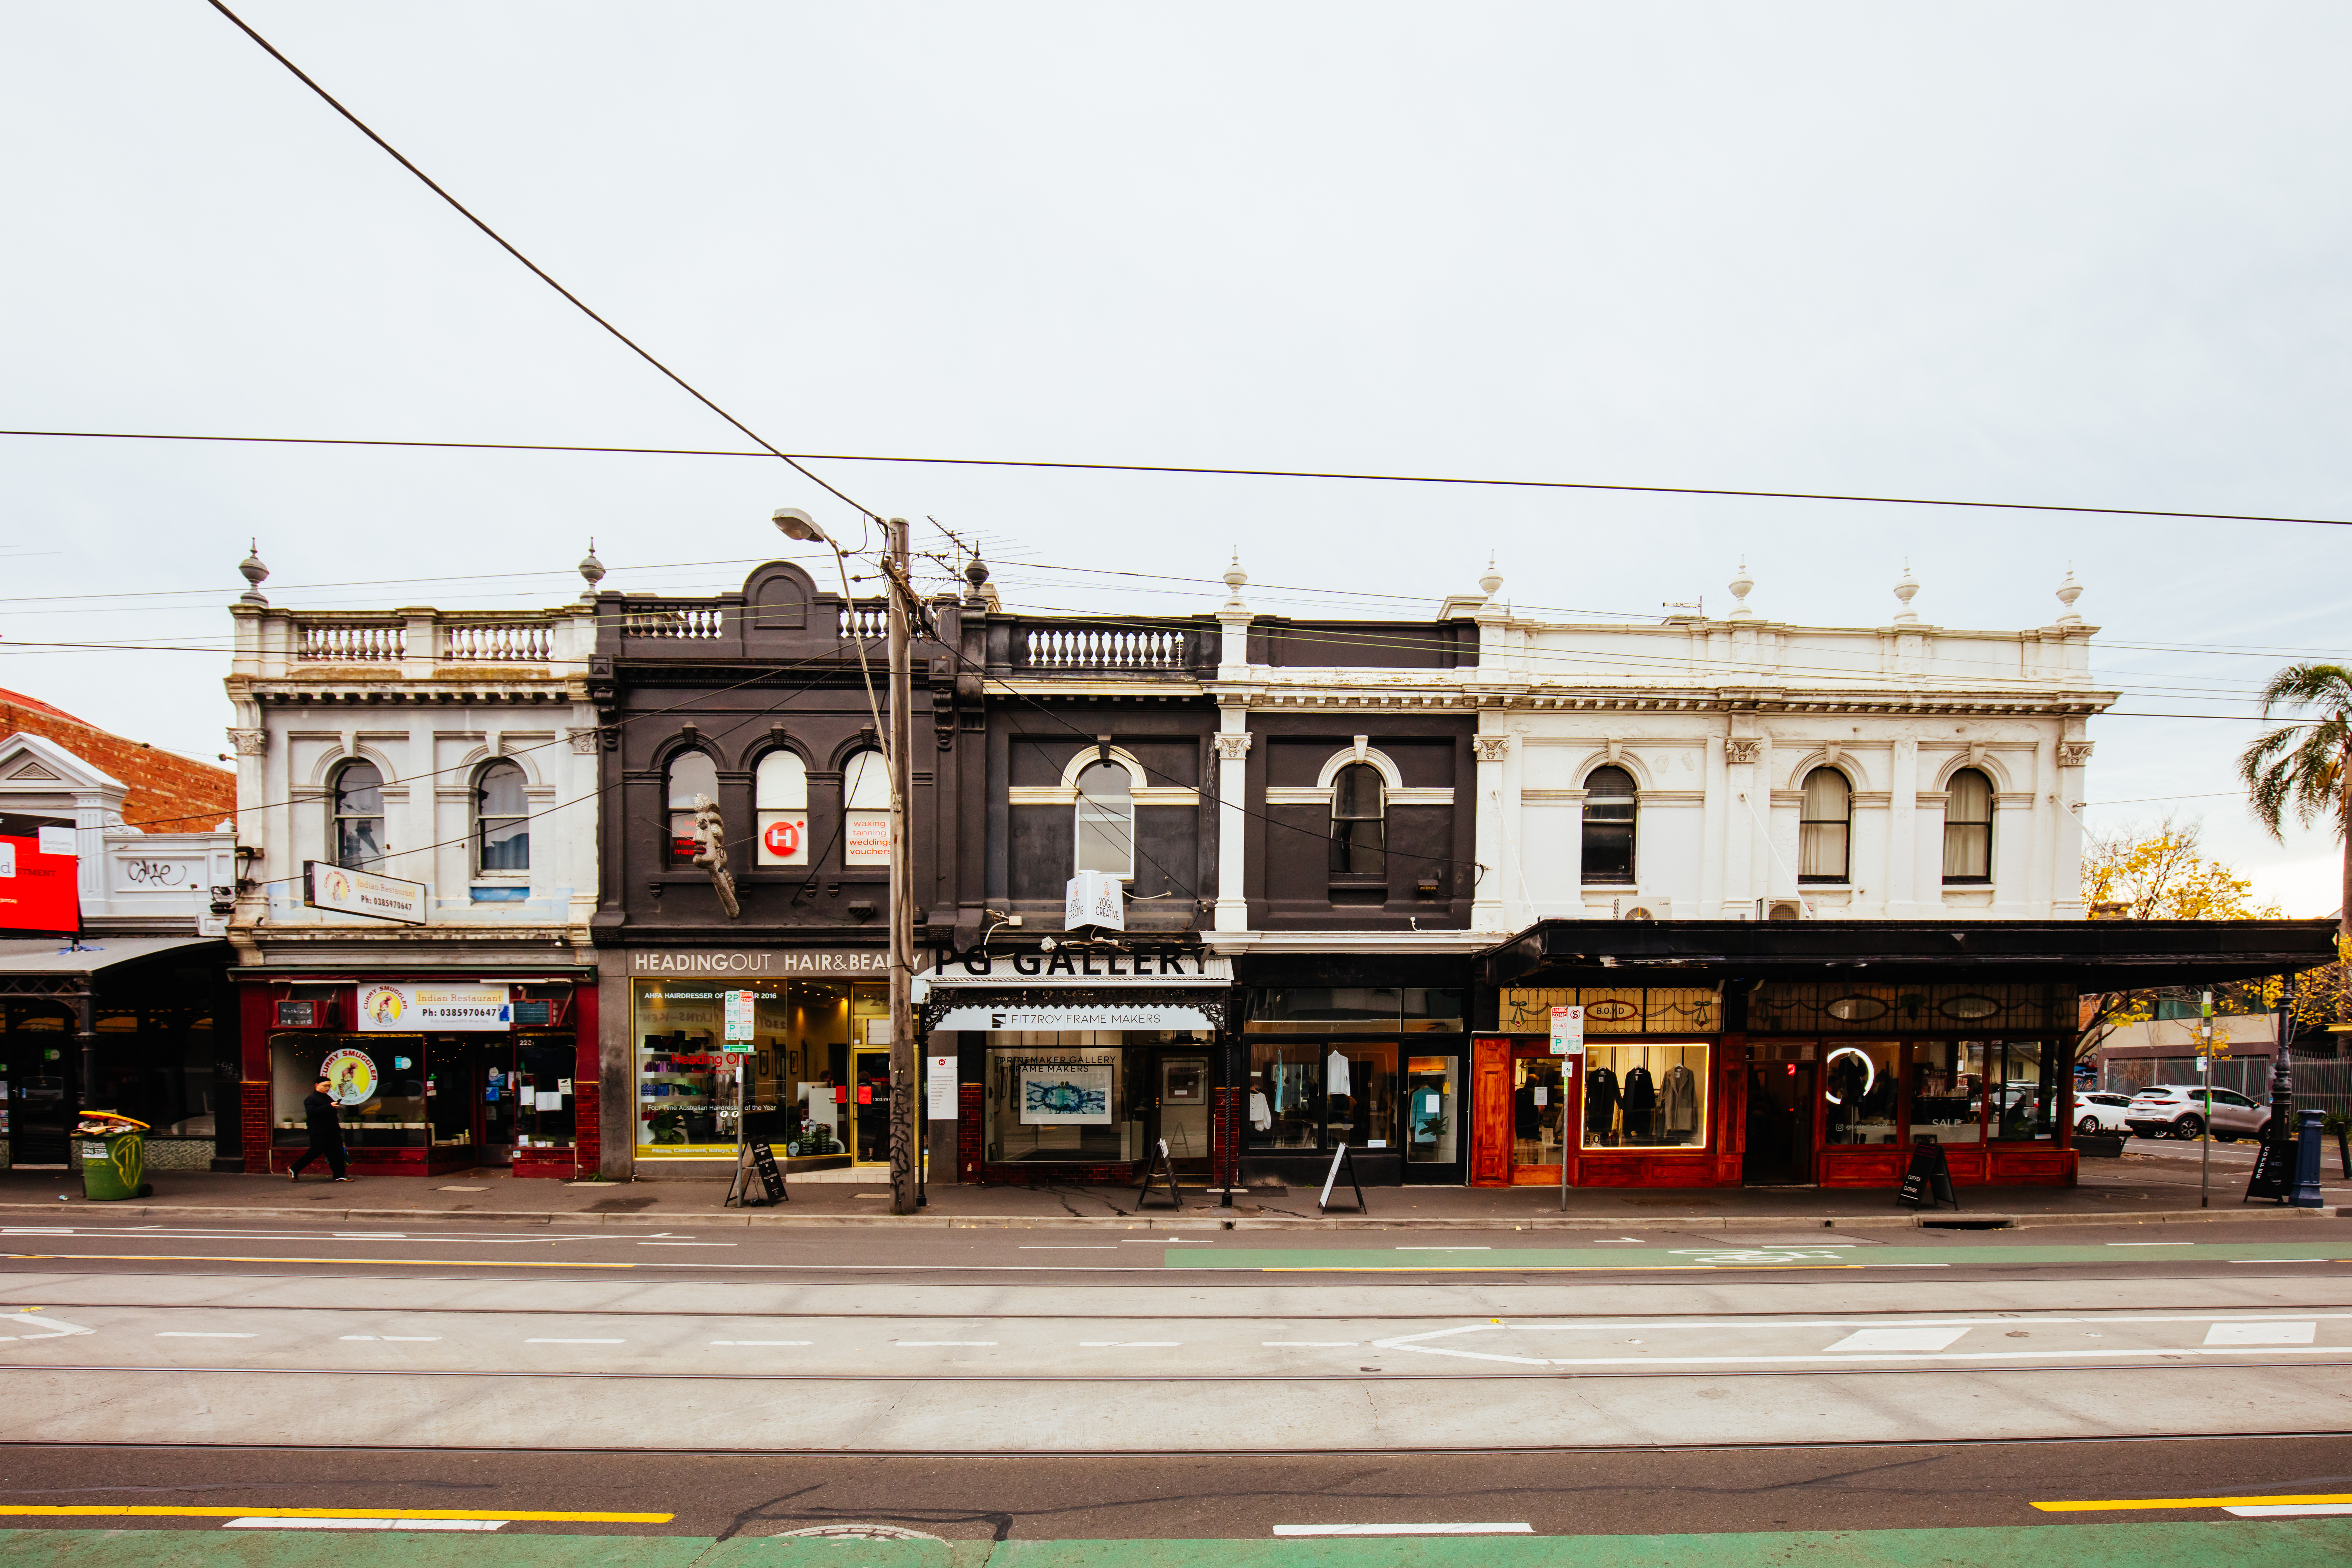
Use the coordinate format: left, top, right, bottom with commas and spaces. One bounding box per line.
2239, 664, 2352, 937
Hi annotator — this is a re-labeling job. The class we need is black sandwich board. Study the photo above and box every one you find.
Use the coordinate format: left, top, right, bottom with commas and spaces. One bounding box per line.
726, 1140, 789, 1207
1318, 1143, 1369, 1214
1895, 1138, 1958, 1211
2244, 1134, 2294, 1204
1135, 1137, 1182, 1209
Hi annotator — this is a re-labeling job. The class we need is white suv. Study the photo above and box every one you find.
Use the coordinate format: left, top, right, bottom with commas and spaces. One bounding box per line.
2124, 1085, 2271, 1142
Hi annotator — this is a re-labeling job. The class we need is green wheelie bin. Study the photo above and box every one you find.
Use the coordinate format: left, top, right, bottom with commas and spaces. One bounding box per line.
76, 1115, 151, 1201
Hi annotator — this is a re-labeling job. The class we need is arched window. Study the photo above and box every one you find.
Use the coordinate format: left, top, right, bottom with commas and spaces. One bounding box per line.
1328, 762, 1386, 876
842, 749, 891, 866
1943, 767, 1993, 883
1798, 767, 1850, 883
1074, 760, 1135, 876
1581, 765, 1637, 884
755, 751, 809, 866
666, 750, 717, 864
331, 760, 386, 870
475, 760, 528, 873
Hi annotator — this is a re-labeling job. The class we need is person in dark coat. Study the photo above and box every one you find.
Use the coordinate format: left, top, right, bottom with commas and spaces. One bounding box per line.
289, 1077, 350, 1182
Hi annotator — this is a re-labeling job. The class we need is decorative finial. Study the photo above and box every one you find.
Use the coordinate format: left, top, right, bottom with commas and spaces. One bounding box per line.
1727, 557, 1756, 620
238, 539, 269, 606
1893, 559, 1920, 626
1477, 554, 1504, 599
1223, 553, 1248, 594
963, 548, 991, 608
2055, 565, 2083, 628
577, 539, 606, 600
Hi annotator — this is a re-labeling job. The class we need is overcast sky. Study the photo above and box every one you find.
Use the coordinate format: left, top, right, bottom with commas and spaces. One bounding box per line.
4, 4, 2349, 911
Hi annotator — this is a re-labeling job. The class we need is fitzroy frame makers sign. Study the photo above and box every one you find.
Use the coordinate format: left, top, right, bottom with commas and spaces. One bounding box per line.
304, 861, 426, 926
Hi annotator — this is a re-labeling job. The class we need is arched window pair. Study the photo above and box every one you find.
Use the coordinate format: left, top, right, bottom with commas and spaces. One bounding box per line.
663, 749, 890, 867
329, 757, 529, 874
1793, 764, 1993, 884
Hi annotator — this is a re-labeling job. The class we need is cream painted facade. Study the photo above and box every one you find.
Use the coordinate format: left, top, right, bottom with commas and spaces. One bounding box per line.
1463, 563, 2113, 928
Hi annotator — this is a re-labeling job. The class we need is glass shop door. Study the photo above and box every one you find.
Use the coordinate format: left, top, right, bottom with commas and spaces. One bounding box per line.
853, 1048, 891, 1165
1743, 1061, 1817, 1185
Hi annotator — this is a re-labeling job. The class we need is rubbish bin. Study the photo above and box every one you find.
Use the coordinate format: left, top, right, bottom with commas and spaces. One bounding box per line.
76, 1115, 150, 1201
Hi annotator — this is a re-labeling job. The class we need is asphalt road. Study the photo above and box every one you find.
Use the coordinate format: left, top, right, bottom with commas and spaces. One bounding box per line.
2, 1211, 2348, 1557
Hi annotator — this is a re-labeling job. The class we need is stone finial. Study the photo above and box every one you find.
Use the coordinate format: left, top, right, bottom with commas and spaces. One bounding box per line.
237, 540, 269, 606
1221, 552, 1249, 613
1726, 558, 1757, 621
2055, 566, 2083, 628
1893, 560, 1920, 626
963, 551, 991, 598
1479, 555, 1504, 599
578, 539, 606, 600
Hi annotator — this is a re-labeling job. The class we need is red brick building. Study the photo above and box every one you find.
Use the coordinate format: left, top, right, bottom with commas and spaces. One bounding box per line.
0, 688, 234, 833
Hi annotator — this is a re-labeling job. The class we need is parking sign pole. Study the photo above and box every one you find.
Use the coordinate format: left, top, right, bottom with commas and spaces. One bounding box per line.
2200, 990, 2213, 1209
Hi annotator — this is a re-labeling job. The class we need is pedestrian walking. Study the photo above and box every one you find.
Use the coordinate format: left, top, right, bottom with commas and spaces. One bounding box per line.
289, 1076, 350, 1182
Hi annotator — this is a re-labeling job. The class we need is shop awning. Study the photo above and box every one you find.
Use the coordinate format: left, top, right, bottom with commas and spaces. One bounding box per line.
1481, 919, 2338, 990
0, 935, 229, 977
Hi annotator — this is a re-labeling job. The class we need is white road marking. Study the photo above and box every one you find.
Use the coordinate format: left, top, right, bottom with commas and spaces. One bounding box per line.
1823, 1326, 1973, 1354
638, 1242, 736, 1247
710, 1340, 813, 1346
1079, 1341, 1181, 1347
224, 1519, 507, 1531
2226, 1505, 2352, 1517
2107, 1241, 2195, 1246
1264, 1341, 1358, 1347
2204, 1320, 2316, 1346
332, 1233, 406, 1240
895, 1341, 996, 1347
1120, 1238, 1213, 1244
1274, 1523, 1532, 1536
525, 1338, 623, 1344
339, 1336, 441, 1342
1395, 1247, 1491, 1252
157, 1333, 255, 1339
2232, 1259, 2330, 1264
1020, 1246, 1117, 1251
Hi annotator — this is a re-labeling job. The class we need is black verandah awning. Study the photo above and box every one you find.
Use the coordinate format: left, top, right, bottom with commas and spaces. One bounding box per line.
1480, 919, 2339, 991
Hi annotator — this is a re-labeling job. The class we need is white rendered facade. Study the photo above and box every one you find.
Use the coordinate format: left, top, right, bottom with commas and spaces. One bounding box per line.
1464, 564, 2112, 929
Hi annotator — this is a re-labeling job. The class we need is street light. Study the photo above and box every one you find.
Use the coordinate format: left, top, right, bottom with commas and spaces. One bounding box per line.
774, 506, 921, 1216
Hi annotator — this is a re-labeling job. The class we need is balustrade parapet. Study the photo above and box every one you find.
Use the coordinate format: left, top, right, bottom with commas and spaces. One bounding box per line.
1001, 616, 1209, 677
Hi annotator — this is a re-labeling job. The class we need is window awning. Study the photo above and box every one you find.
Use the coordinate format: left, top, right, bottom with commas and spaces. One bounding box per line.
0, 936, 229, 977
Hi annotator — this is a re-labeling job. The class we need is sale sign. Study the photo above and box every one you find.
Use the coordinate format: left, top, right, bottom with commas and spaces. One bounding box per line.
757, 811, 807, 865
0, 814, 77, 935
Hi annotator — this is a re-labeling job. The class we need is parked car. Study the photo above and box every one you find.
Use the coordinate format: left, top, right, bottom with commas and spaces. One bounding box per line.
2075, 1092, 2136, 1135
2124, 1085, 2271, 1142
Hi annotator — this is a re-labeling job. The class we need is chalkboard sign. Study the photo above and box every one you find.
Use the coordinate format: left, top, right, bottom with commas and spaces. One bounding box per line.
1135, 1137, 1181, 1210
1896, 1139, 1959, 1211
726, 1140, 788, 1207
2244, 1135, 2293, 1204
1318, 1143, 1369, 1214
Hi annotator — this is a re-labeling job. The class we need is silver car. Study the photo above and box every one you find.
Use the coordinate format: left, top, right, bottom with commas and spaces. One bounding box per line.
2124, 1084, 2271, 1142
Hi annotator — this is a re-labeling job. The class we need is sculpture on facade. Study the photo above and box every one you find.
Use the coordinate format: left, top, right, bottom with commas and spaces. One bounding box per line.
691, 792, 741, 919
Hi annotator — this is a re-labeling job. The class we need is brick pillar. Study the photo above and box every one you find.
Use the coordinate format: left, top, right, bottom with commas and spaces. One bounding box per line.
241, 1080, 272, 1174
958, 1082, 983, 1183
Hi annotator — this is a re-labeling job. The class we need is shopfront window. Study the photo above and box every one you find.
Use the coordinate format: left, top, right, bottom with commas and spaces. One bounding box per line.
1513, 1055, 1566, 1165
984, 1038, 1138, 1163
1823, 1041, 1899, 1146
1246, 1042, 1321, 1149
1404, 1055, 1457, 1165
1325, 1042, 1397, 1149
1990, 1039, 2057, 1140
1908, 1039, 1985, 1143
1583, 1042, 1709, 1150
632, 976, 879, 1159
269, 1034, 426, 1147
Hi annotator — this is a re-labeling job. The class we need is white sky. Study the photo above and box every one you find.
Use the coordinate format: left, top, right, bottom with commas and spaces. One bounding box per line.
3, 4, 2348, 912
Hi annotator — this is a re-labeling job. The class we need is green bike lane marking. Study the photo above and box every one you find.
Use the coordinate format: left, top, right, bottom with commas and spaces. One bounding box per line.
6, 1519, 2351, 1567
1160, 1241, 2352, 1271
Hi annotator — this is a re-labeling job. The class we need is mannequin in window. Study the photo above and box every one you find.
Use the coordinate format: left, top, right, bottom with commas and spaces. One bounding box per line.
1584, 1063, 1621, 1145
1621, 1063, 1658, 1143
1826, 1052, 1869, 1142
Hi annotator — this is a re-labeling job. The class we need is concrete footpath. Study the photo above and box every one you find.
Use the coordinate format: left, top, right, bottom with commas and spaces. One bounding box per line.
2, 1144, 2344, 1229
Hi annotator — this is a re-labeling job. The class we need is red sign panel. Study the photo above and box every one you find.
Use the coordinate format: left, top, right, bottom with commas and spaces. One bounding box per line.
0, 814, 78, 935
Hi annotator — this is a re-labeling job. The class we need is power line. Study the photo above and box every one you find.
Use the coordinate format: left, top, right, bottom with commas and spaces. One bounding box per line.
13, 420, 2352, 531
198, 1, 876, 523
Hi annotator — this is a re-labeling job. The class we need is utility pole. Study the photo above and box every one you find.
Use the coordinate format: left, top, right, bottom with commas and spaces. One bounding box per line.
2199, 989, 2213, 1209
884, 516, 919, 1216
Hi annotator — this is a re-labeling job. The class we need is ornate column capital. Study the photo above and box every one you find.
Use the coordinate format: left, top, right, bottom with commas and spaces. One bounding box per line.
1725, 739, 1763, 765
1472, 734, 1513, 763
567, 726, 603, 755
1212, 733, 1253, 762
227, 728, 268, 756
2057, 742, 2094, 768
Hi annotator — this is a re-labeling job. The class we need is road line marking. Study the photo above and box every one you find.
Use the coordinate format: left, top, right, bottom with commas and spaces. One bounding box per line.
2034, 1493, 2352, 1512
1079, 1341, 1181, 1347
2205, 1321, 2316, 1346
710, 1340, 811, 1346
1020, 1246, 1117, 1250
2107, 1241, 2195, 1246
332, 1233, 406, 1240
226, 1518, 507, 1531
1274, 1523, 1533, 1536
638, 1242, 736, 1247
895, 1341, 996, 1347
525, 1338, 623, 1344
2226, 1505, 2352, 1517
1395, 1247, 1491, 1252
157, 1333, 254, 1339
338, 1335, 441, 1342
0, 1507, 672, 1522
0, 1252, 637, 1270
1264, 1341, 1357, 1347
1822, 1326, 1971, 1354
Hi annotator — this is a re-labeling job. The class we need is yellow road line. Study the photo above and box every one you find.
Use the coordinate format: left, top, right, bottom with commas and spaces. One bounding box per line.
2033, 1493, 2352, 1512
0, 1506, 671, 1522
0, 1253, 633, 1269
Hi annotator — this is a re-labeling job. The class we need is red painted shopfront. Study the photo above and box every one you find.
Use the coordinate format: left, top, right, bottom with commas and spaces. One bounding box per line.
236, 973, 598, 1179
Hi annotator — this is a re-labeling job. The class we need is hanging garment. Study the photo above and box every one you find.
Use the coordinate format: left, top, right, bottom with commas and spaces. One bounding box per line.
1248, 1090, 1273, 1131
1514, 1083, 1540, 1139
1327, 1050, 1353, 1097
1661, 1063, 1698, 1133
1584, 1066, 1621, 1132
1620, 1065, 1658, 1142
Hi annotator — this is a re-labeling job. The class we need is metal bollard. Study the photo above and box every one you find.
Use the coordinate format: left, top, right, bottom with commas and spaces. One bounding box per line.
2292, 1109, 2327, 1210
